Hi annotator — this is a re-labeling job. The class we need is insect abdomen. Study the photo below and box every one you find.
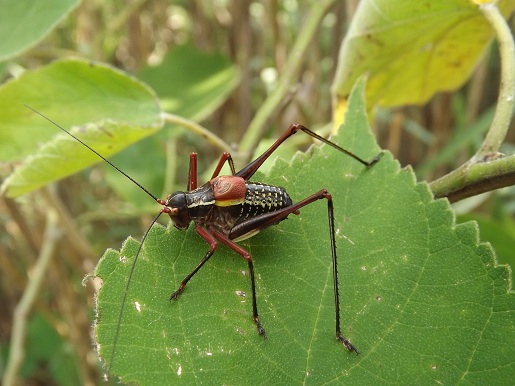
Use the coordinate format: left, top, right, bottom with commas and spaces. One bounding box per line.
240, 182, 292, 219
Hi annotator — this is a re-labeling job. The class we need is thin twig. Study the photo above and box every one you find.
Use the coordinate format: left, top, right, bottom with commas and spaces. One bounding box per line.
2, 197, 40, 256
2, 209, 61, 386
162, 112, 232, 153
40, 187, 95, 259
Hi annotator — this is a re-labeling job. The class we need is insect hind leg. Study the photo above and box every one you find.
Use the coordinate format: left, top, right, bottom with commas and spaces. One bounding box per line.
226, 189, 359, 353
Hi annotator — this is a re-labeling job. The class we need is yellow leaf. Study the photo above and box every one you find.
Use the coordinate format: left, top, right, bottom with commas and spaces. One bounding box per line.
331, 0, 514, 108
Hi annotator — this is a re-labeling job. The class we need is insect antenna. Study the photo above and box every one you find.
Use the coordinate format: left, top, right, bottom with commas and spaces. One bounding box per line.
107, 210, 163, 375
25, 105, 165, 377
24, 104, 160, 202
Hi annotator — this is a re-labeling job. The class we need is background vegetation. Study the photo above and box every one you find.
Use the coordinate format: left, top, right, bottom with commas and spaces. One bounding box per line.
0, 1, 513, 385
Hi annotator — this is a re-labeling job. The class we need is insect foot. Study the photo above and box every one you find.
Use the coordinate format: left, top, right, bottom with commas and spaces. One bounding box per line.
337, 332, 359, 355
367, 151, 384, 167
169, 287, 184, 301
254, 316, 267, 339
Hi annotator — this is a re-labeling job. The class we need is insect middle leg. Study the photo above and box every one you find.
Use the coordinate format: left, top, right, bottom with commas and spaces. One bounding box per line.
168, 224, 266, 337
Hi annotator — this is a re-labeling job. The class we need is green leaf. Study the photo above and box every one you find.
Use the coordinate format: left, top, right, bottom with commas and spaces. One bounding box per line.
332, 0, 515, 107
0, 0, 80, 61
0, 59, 162, 197
138, 45, 240, 120
94, 78, 514, 384
21, 314, 81, 385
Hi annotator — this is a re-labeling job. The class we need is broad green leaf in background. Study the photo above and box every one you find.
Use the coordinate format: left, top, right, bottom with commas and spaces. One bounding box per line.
138, 44, 240, 121
21, 314, 80, 385
0, 59, 162, 197
332, 0, 515, 111
94, 78, 514, 385
0, 0, 80, 61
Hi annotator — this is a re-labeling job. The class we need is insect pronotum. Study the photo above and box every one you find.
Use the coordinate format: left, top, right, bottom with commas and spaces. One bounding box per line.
26, 105, 382, 375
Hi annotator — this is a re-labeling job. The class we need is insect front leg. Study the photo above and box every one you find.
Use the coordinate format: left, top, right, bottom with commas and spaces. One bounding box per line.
169, 225, 218, 300
187, 152, 198, 191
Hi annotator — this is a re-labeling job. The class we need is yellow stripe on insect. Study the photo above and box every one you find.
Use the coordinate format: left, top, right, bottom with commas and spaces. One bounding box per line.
215, 198, 245, 207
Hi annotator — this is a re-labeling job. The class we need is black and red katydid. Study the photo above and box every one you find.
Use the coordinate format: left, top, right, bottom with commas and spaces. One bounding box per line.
26, 105, 381, 368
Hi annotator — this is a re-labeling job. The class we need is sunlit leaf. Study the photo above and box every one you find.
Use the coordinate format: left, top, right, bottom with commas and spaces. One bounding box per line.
332, 0, 515, 109
0, 59, 162, 197
0, 0, 79, 61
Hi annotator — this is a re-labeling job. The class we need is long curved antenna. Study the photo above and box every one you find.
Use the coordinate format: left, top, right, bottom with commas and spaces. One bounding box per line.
25, 105, 166, 377
24, 105, 159, 202
107, 210, 163, 376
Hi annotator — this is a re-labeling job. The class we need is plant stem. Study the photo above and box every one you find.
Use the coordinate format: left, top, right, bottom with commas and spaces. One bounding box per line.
2, 210, 60, 386
162, 112, 232, 153
436, 154, 515, 202
40, 187, 95, 259
475, 2, 515, 158
430, 3, 515, 200
238, 0, 336, 157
